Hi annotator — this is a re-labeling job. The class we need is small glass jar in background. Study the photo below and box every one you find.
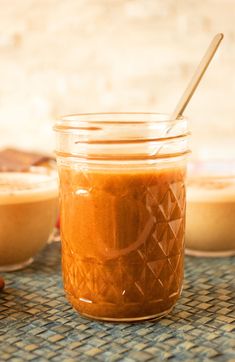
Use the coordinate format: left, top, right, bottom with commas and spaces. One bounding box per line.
54, 113, 190, 322
185, 159, 235, 257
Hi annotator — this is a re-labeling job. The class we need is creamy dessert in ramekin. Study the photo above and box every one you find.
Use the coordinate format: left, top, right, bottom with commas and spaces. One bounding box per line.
0, 168, 58, 271
186, 160, 235, 257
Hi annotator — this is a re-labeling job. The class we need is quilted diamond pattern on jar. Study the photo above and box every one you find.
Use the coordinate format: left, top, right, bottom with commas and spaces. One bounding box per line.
60, 165, 186, 321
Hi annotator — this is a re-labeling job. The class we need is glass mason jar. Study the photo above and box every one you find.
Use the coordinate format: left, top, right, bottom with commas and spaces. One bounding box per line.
54, 113, 190, 322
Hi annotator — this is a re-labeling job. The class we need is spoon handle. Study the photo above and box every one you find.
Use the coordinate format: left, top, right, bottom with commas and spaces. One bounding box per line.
171, 33, 224, 120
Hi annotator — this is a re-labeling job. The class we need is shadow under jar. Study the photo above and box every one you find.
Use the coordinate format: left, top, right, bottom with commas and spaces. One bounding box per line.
54, 113, 190, 322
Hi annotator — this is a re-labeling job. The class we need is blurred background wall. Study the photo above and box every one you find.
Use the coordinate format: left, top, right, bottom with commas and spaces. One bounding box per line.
0, 0, 234, 158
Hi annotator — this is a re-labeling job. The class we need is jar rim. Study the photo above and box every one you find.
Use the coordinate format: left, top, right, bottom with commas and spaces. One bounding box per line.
54, 112, 189, 162
54, 112, 186, 132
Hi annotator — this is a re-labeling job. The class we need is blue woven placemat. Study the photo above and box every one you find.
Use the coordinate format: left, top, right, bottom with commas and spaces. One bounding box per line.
0, 242, 234, 362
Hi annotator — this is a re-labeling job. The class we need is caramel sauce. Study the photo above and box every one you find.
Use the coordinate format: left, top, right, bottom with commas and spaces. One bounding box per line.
59, 166, 186, 321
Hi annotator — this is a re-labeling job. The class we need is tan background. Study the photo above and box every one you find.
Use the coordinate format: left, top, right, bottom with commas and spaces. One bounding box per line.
0, 0, 234, 158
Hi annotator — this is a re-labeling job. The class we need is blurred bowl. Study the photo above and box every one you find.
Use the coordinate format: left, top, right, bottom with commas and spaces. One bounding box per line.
185, 159, 235, 257
0, 167, 58, 271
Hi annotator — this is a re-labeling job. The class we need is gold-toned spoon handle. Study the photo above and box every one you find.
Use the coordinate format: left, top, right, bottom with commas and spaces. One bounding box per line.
171, 33, 224, 120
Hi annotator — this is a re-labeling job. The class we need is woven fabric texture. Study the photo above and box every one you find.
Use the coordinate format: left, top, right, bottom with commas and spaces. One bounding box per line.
0, 243, 234, 362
